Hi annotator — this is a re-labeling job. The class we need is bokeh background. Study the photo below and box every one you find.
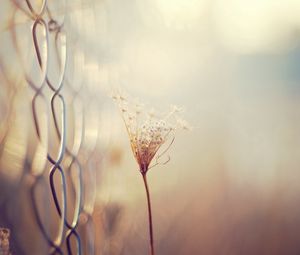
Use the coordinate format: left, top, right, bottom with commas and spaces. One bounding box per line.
1, 0, 300, 254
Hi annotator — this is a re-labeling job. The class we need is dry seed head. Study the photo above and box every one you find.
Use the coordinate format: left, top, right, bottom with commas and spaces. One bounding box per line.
113, 90, 188, 174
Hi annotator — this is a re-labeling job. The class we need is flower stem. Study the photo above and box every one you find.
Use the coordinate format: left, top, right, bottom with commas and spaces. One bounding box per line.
142, 173, 155, 255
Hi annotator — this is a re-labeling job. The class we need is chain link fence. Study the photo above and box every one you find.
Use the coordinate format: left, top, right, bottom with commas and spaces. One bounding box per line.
0, 1, 111, 254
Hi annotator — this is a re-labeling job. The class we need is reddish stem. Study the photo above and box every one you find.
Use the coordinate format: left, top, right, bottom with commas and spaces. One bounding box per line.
142, 173, 155, 255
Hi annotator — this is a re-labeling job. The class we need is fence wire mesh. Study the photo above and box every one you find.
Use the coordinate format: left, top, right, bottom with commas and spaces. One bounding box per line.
0, 1, 108, 254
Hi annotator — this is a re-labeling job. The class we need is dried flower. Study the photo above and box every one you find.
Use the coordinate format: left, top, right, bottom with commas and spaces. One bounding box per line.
113, 89, 189, 255
113, 90, 188, 174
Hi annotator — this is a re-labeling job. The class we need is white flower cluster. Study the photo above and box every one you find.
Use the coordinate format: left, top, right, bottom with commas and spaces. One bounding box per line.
113, 90, 189, 174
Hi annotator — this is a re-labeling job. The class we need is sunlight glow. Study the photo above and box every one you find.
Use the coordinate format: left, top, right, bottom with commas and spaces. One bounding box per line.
214, 0, 300, 53
155, 0, 206, 29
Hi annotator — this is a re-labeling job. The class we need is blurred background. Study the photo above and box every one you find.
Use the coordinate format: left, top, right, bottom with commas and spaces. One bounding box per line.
1, 0, 300, 254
